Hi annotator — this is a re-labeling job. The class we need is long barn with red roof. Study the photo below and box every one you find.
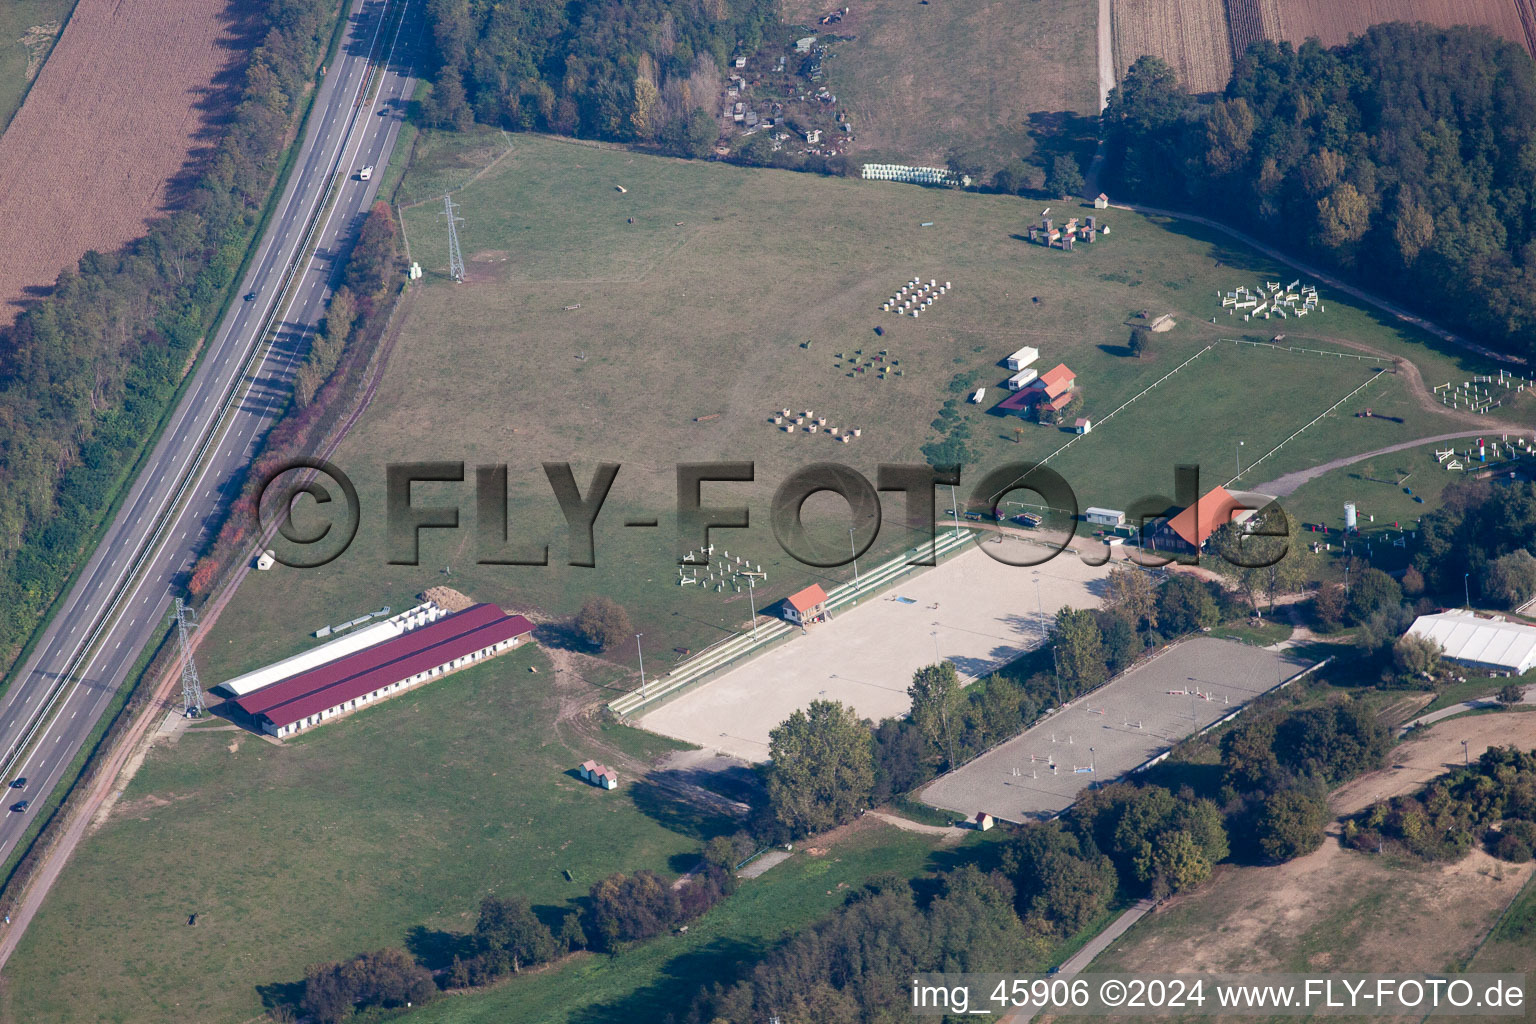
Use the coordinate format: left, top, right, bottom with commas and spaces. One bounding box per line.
233, 604, 534, 737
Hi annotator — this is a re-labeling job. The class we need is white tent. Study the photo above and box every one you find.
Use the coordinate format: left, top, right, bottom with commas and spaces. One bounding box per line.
1408, 611, 1536, 675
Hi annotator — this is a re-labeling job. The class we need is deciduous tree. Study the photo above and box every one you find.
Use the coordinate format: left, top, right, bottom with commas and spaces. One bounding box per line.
574, 597, 631, 651
766, 699, 875, 835
908, 662, 963, 768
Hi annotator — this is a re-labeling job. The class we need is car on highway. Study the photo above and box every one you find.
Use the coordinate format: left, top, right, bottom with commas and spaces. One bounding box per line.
244, 291, 257, 301
9, 800, 28, 813
358, 165, 373, 181
8, 777, 24, 790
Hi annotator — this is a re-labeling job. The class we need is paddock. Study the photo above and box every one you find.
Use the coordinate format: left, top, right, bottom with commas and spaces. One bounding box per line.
920, 637, 1311, 822
638, 537, 1115, 761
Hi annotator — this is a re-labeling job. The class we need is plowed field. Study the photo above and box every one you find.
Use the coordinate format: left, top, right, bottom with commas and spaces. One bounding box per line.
0, 0, 256, 322
1112, 0, 1234, 93
1268, 0, 1531, 56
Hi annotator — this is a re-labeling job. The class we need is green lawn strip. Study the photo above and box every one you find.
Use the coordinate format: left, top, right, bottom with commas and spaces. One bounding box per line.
0, 0, 77, 133
404, 822, 944, 1024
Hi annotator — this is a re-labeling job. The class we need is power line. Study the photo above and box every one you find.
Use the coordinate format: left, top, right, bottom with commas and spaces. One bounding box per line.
174, 599, 206, 719
442, 194, 465, 282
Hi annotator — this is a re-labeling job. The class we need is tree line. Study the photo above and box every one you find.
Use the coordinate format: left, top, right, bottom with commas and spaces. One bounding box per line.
0, 0, 339, 666
421, 0, 776, 158
1415, 478, 1536, 610
760, 569, 1244, 841
187, 201, 401, 601
296, 840, 738, 1022
1104, 24, 1536, 362
1345, 745, 1536, 862
679, 685, 1395, 1020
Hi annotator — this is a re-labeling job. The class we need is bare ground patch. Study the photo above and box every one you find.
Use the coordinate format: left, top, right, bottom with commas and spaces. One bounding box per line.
1093, 710, 1536, 990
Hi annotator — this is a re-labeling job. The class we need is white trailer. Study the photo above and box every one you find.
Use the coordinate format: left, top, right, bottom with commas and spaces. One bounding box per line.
1005, 346, 1039, 370
1006, 368, 1039, 391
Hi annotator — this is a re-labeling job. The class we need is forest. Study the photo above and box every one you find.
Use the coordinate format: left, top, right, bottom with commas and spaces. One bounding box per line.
0, 0, 338, 668
421, 0, 778, 155
1104, 24, 1536, 362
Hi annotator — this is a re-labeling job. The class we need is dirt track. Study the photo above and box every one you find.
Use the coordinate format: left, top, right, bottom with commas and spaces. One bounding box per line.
0, 0, 256, 321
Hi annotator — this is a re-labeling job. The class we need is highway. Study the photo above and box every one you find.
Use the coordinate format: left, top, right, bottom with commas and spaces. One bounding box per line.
0, 0, 422, 864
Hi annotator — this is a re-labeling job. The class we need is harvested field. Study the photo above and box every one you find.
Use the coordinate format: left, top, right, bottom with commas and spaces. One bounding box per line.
1112, 0, 1234, 94
1225, 0, 1267, 56
1266, 0, 1531, 56
0, 0, 257, 322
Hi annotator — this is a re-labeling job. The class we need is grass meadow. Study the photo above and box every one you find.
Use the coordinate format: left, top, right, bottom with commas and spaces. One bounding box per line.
200, 129, 1507, 692
1, 645, 720, 1023
779, 0, 1099, 169
5, 132, 1526, 1022
0, 0, 72, 133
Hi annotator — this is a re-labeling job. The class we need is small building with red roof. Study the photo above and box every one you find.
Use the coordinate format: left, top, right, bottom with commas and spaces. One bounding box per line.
1155, 486, 1262, 553
1031, 363, 1076, 400
781, 583, 829, 625
995, 363, 1077, 419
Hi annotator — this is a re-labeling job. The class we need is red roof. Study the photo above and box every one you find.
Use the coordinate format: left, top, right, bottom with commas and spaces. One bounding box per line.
236, 604, 533, 728
1032, 363, 1075, 398
996, 389, 1037, 412
1166, 486, 1246, 548
1040, 391, 1074, 412
785, 583, 828, 612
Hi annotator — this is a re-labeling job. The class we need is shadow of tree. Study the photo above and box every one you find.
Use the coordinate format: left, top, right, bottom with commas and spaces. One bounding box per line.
406, 924, 475, 972
255, 979, 305, 1017
627, 778, 739, 842
567, 935, 771, 1024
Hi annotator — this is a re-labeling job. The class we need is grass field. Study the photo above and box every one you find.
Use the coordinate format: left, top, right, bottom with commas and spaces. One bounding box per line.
779, 0, 1099, 170
9, 131, 1519, 1022
201, 131, 1505, 693
0, 0, 72, 133
402, 819, 949, 1024
1469, 871, 1536, 1023
0, 645, 725, 1023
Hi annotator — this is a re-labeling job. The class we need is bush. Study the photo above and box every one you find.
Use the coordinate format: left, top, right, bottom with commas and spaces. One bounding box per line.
301, 948, 435, 1023
1489, 820, 1536, 862
574, 596, 631, 651
1255, 790, 1327, 862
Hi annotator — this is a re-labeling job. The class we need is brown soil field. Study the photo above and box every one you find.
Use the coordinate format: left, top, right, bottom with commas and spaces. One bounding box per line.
1112, 0, 1234, 94
0, 0, 258, 322
1268, 0, 1532, 56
